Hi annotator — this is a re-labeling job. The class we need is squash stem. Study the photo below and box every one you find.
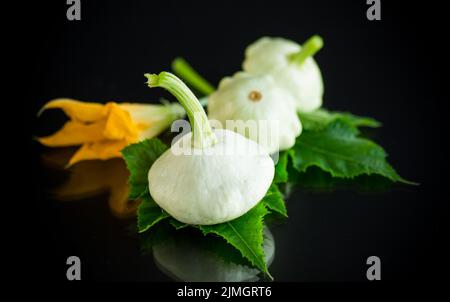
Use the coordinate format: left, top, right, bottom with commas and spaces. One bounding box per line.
288, 35, 323, 65
145, 72, 217, 148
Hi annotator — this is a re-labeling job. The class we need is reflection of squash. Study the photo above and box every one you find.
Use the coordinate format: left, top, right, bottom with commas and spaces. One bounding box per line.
152, 227, 275, 282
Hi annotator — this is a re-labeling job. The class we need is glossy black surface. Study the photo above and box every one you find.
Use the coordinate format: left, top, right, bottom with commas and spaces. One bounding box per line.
20, 0, 447, 282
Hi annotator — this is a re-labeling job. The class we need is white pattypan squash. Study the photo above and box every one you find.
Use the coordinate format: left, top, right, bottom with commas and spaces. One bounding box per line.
208, 72, 302, 154
145, 72, 274, 225
243, 36, 324, 112
148, 129, 274, 225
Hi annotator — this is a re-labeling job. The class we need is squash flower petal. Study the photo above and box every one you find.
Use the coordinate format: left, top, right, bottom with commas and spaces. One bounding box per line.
37, 99, 184, 166
38, 98, 109, 122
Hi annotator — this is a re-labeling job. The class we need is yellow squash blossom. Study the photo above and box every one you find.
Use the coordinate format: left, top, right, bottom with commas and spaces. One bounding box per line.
38, 98, 184, 166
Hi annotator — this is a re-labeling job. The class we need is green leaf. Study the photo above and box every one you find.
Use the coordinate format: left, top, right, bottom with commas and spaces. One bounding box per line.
292, 166, 395, 192
198, 202, 271, 278
292, 120, 415, 184
274, 151, 290, 183
197, 233, 256, 268
137, 192, 170, 233
121, 138, 168, 199
262, 184, 287, 217
299, 109, 381, 132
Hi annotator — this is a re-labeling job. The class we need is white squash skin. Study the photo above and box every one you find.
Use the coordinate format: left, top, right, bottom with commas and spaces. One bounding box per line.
148, 129, 274, 225
243, 37, 324, 112
208, 72, 302, 154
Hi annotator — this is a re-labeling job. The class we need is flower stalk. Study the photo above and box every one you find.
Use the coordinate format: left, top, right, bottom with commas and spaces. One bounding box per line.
171, 57, 215, 96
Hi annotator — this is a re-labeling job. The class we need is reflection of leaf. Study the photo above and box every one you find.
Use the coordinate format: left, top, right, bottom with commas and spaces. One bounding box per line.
139, 221, 176, 254
262, 185, 287, 217
299, 109, 381, 132
121, 138, 168, 199
292, 120, 415, 184
147, 221, 275, 281
137, 191, 170, 233
198, 202, 271, 278
169, 218, 189, 230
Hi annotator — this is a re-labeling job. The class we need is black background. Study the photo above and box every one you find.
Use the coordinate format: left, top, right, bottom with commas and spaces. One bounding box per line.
11, 0, 448, 284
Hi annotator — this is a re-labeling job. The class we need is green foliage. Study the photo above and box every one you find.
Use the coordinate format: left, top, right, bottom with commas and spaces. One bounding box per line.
198, 202, 271, 278
121, 138, 168, 199
122, 138, 285, 277
299, 109, 381, 131
274, 151, 291, 183
262, 184, 288, 217
137, 191, 170, 233
123, 109, 414, 279
292, 119, 414, 184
